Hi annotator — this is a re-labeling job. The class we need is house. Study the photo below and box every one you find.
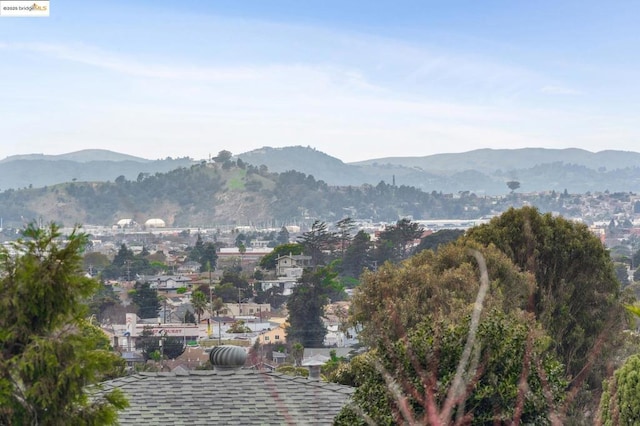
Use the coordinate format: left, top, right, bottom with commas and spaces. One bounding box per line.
224, 302, 271, 318
260, 278, 299, 296
177, 260, 201, 274
144, 275, 193, 291
95, 346, 354, 425
257, 325, 287, 345
276, 254, 312, 277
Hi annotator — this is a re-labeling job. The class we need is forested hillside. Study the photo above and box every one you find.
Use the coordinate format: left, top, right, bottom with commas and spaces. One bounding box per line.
0, 159, 504, 228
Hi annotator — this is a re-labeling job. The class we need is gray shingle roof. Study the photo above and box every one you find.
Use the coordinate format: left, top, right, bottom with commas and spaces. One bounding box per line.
96, 369, 354, 425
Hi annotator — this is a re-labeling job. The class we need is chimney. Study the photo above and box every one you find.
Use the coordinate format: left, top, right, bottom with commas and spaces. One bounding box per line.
308, 365, 321, 380
302, 358, 326, 381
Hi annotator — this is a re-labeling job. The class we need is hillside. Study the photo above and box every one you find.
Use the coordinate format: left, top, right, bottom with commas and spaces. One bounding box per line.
238, 146, 640, 194
0, 161, 503, 229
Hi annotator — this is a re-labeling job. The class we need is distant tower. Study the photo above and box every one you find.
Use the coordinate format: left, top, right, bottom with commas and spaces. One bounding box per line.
392, 175, 396, 186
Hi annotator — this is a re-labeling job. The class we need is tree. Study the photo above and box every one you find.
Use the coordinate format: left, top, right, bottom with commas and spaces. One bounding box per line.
291, 342, 304, 367
228, 320, 251, 334
0, 223, 128, 424
597, 354, 640, 425
465, 207, 627, 389
184, 310, 196, 324
297, 220, 337, 267
507, 180, 521, 192
188, 234, 205, 262
276, 226, 290, 245
88, 283, 122, 323
130, 281, 160, 319
375, 218, 423, 263
83, 251, 111, 275
341, 230, 372, 278
286, 267, 339, 347
414, 229, 464, 254
335, 310, 566, 425
137, 326, 161, 361
213, 150, 232, 163
191, 290, 208, 324
336, 217, 356, 257
340, 242, 566, 424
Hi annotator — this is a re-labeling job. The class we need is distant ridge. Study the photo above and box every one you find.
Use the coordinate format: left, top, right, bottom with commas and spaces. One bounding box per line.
351, 148, 640, 174
1, 146, 640, 195
237, 146, 640, 194
0, 150, 194, 190
1, 149, 151, 164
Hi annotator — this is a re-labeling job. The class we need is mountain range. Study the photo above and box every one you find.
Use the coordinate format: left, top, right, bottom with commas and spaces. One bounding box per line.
2, 146, 640, 196
238, 146, 640, 195
0, 146, 639, 228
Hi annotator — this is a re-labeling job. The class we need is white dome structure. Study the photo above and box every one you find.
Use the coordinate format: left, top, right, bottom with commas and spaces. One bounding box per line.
145, 218, 166, 228
116, 218, 135, 228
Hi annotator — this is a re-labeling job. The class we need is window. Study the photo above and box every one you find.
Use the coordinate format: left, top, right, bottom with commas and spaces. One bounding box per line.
275, 335, 280, 340
264, 336, 270, 341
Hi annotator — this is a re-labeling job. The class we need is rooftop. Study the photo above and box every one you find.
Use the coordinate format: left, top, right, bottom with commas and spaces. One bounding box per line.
96, 369, 354, 425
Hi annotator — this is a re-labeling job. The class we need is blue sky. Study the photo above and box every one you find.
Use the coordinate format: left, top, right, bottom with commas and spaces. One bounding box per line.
1, 1, 639, 162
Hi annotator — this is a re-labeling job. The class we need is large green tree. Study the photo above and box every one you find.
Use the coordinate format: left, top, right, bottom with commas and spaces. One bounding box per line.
0, 223, 127, 424
465, 207, 627, 388
335, 311, 566, 425
130, 281, 160, 319
286, 266, 343, 347
340, 242, 565, 424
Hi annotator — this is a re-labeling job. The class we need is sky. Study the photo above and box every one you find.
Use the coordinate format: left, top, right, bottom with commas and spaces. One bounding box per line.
1, 1, 639, 163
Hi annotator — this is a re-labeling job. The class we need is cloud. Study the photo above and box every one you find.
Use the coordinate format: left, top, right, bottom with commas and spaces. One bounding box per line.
1, 42, 259, 81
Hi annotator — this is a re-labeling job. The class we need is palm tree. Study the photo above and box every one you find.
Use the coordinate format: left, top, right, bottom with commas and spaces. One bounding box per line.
191, 290, 207, 324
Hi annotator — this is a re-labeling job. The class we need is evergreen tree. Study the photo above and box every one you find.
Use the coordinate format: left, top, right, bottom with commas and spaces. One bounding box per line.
341, 230, 372, 278
336, 217, 356, 257
297, 220, 337, 267
0, 223, 128, 424
198, 242, 218, 272
375, 218, 423, 263
286, 266, 343, 347
130, 281, 160, 319
276, 226, 290, 245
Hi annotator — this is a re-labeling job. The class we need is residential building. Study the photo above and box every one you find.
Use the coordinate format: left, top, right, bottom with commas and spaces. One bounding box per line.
276, 254, 312, 277
257, 325, 287, 345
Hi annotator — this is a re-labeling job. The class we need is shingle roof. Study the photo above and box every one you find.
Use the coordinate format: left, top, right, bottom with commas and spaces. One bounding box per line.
96, 369, 354, 425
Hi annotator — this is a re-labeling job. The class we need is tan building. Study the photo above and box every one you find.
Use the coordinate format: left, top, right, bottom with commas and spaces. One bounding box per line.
257, 325, 287, 345
225, 302, 271, 318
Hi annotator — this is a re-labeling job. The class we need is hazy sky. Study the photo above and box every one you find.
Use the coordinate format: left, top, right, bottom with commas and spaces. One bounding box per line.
2, 1, 639, 162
